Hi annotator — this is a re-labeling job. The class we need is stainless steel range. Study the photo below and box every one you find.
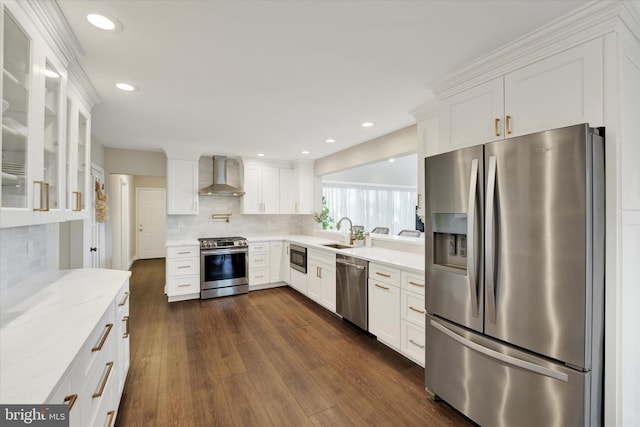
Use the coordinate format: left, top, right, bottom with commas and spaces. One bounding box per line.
199, 237, 248, 299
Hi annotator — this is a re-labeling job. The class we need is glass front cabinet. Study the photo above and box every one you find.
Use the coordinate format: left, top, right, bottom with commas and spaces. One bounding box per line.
1, 3, 91, 228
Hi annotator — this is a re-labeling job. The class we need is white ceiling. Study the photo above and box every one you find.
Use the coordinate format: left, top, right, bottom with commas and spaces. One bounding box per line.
57, 0, 588, 160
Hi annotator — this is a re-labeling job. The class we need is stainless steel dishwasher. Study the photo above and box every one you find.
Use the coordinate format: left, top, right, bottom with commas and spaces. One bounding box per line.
336, 254, 369, 330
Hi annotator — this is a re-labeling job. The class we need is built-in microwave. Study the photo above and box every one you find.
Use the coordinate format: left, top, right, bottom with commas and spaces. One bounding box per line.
290, 244, 307, 273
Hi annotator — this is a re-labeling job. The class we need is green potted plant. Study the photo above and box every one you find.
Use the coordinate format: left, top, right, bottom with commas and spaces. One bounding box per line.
353, 229, 365, 246
314, 196, 334, 230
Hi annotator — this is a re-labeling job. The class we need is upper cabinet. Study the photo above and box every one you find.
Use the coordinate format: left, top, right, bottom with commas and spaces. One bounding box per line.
1, 3, 96, 228
438, 38, 603, 152
242, 162, 279, 214
166, 158, 199, 215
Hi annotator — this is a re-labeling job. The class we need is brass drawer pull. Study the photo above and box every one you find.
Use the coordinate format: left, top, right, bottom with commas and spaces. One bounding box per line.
375, 272, 391, 278
408, 281, 424, 287
177, 265, 191, 269
505, 115, 512, 134
107, 410, 116, 427
92, 361, 114, 398
409, 339, 425, 349
33, 181, 50, 211
118, 291, 129, 306
177, 251, 191, 255
72, 191, 82, 211
92, 323, 113, 352
63, 394, 77, 411
494, 118, 500, 136
374, 283, 390, 290
123, 316, 130, 338
409, 306, 425, 314
177, 283, 191, 287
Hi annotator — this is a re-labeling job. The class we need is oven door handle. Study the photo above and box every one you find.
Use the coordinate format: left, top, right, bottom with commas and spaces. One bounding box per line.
201, 248, 248, 256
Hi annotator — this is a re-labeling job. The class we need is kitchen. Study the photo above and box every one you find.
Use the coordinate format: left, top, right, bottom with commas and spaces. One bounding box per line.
1, 1, 639, 427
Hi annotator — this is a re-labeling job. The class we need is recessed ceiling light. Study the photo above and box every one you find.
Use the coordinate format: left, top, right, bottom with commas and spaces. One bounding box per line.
116, 82, 137, 92
325, 139, 335, 143
257, 153, 265, 157
301, 151, 310, 155
44, 69, 59, 79
362, 122, 374, 127
86, 12, 123, 32
389, 158, 395, 163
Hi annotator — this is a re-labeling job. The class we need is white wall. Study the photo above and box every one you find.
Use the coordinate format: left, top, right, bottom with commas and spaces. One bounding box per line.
109, 174, 135, 270
91, 136, 105, 169
0, 225, 50, 291
105, 147, 166, 177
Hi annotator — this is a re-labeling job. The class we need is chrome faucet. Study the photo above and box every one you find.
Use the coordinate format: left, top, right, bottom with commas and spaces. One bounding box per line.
336, 217, 354, 245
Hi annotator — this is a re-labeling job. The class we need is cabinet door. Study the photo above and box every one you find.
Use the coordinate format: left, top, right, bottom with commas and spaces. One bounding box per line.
74, 107, 90, 213
279, 168, 294, 214
307, 261, 322, 303
261, 166, 280, 213
166, 159, 198, 215
290, 268, 307, 295
294, 162, 315, 214
242, 164, 262, 213
368, 279, 401, 350
320, 262, 336, 313
270, 241, 283, 282
504, 38, 603, 137
439, 77, 504, 151
283, 243, 291, 284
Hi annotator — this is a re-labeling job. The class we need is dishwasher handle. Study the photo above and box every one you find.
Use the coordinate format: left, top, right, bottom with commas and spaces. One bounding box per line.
336, 259, 366, 270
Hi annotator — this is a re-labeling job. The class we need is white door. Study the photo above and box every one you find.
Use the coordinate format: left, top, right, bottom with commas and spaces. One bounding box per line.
90, 164, 106, 268
136, 188, 166, 259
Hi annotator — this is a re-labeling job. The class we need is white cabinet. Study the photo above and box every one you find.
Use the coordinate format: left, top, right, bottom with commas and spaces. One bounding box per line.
279, 168, 295, 214
307, 249, 336, 312
248, 242, 270, 288
290, 268, 308, 295
293, 161, 315, 214
165, 245, 200, 302
283, 242, 291, 284
242, 163, 280, 214
368, 263, 401, 350
270, 241, 283, 283
438, 38, 603, 151
400, 271, 425, 366
166, 159, 199, 215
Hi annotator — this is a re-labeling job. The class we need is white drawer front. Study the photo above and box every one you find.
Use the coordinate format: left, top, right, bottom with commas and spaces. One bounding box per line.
308, 249, 335, 266
167, 275, 200, 296
249, 267, 269, 285
168, 258, 198, 276
401, 320, 425, 366
249, 252, 269, 268
249, 242, 269, 253
167, 246, 199, 259
401, 290, 426, 327
401, 271, 425, 296
369, 262, 401, 285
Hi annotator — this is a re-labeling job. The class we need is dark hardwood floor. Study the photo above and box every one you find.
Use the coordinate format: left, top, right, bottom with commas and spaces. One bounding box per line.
116, 258, 473, 427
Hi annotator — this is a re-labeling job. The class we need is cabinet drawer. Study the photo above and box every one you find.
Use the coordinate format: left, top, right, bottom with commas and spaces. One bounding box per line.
167, 275, 200, 296
401, 271, 425, 295
308, 249, 335, 266
81, 351, 116, 427
401, 290, 426, 327
77, 308, 115, 377
401, 320, 425, 366
116, 282, 130, 315
167, 246, 199, 259
369, 263, 401, 285
249, 267, 269, 285
167, 257, 198, 276
249, 252, 269, 268
249, 242, 269, 253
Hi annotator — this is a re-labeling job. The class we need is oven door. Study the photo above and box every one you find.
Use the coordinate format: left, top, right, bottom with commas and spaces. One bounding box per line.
200, 248, 248, 290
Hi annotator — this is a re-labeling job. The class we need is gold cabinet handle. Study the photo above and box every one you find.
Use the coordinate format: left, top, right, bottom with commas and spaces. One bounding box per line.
177, 265, 190, 269
107, 410, 116, 427
408, 281, 424, 287
92, 361, 114, 398
177, 283, 191, 287
409, 339, 425, 349
123, 315, 130, 338
505, 115, 512, 134
177, 251, 191, 255
318, 267, 322, 279
72, 191, 82, 211
494, 118, 500, 136
118, 291, 129, 306
92, 323, 113, 352
375, 272, 391, 278
374, 283, 390, 290
409, 306, 425, 314
63, 394, 78, 411
33, 181, 50, 211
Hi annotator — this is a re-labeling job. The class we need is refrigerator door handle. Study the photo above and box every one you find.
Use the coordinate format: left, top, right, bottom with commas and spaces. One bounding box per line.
467, 158, 479, 318
485, 155, 497, 324
430, 319, 569, 382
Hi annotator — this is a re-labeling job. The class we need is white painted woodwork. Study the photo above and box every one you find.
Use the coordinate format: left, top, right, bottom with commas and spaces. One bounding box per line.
90, 164, 106, 268
401, 290, 426, 328
242, 163, 280, 214
248, 242, 271, 289
279, 169, 295, 214
270, 241, 283, 283
136, 188, 166, 259
166, 244, 200, 302
293, 161, 315, 214
401, 320, 425, 366
283, 242, 291, 284
262, 167, 280, 214
166, 159, 198, 215
368, 278, 401, 350
289, 268, 307, 295
401, 270, 425, 296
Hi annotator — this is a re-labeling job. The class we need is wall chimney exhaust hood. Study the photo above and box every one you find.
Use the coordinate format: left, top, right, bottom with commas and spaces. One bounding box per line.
199, 156, 245, 197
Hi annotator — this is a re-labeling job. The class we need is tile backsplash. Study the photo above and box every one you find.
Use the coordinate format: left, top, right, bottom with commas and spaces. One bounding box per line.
0, 225, 49, 292
166, 195, 316, 239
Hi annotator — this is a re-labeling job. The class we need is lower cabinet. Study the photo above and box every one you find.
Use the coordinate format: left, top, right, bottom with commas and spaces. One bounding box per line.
307, 249, 336, 312
46, 279, 130, 427
283, 242, 291, 284
166, 245, 200, 302
368, 277, 401, 350
249, 242, 271, 289
399, 270, 426, 366
290, 268, 308, 295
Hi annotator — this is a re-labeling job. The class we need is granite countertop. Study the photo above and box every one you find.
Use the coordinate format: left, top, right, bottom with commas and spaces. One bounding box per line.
0, 269, 132, 404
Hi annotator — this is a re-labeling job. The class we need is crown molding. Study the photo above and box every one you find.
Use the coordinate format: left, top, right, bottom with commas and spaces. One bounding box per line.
430, 1, 625, 99
409, 99, 438, 122
619, 1, 640, 43
14, 0, 100, 108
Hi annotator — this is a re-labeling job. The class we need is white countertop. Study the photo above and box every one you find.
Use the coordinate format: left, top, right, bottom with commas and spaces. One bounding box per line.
0, 269, 131, 404
165, 239, 200, 247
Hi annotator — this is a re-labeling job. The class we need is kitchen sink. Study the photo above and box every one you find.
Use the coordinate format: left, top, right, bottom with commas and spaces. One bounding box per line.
322, 243, 353, 249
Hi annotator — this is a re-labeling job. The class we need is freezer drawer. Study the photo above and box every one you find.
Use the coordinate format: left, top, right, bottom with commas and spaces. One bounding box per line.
426, 316, 600, 427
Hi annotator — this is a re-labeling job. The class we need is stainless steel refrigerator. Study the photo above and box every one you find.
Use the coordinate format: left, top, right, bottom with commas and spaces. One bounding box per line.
424, 124, 604, 427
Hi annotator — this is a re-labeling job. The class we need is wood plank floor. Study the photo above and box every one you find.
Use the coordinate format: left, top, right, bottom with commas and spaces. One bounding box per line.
116, 258, 473, 427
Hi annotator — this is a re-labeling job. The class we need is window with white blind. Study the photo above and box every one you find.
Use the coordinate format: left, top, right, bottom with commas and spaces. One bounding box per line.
322, 181, 418, 235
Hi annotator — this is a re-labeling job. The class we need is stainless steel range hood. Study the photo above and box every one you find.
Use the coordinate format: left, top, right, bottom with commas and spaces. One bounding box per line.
199, 156, 245, 196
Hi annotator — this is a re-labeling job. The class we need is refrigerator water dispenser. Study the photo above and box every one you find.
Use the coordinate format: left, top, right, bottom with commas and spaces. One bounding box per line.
432, 213, 467, 271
